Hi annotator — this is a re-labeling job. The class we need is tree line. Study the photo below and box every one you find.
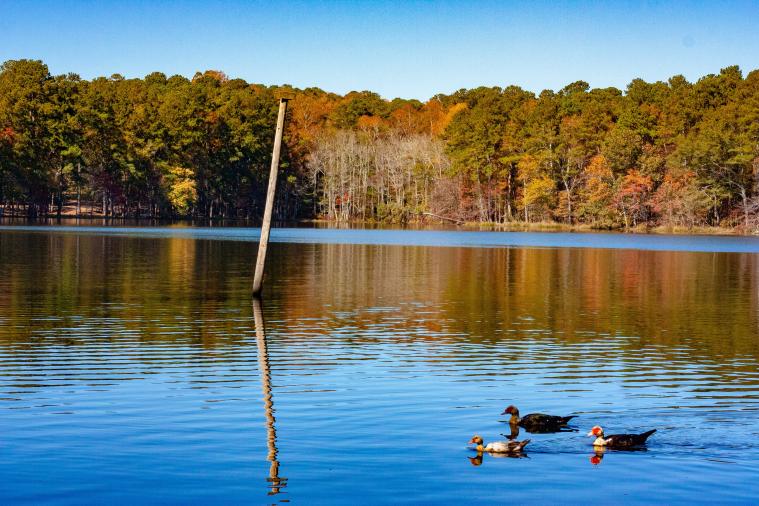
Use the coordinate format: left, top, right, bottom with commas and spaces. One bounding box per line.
1, 59, 758, 230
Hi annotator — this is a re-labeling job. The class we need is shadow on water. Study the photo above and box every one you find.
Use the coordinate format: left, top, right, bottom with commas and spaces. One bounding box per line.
253, 298, 287, 497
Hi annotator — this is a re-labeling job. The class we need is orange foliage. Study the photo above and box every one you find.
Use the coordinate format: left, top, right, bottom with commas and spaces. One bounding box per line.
192, 70, 228, 83
618, 169, 653, 196
614, 169, 654, 227
0, 127, 15, 143
356, 114, 383, 132
650, 169, 709, 228
389, 103, 424, 134
288, 93, 336, 145
430, 102, 466, 136
578, 155, 615, 225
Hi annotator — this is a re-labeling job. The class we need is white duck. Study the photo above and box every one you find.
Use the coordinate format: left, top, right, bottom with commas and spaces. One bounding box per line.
469, 434, 530, 453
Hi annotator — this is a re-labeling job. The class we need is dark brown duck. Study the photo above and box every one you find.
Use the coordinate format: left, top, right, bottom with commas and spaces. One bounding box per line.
502, 405, 577, 433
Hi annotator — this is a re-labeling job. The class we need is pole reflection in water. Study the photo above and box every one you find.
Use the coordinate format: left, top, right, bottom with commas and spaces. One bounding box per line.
253, 298, 287, 496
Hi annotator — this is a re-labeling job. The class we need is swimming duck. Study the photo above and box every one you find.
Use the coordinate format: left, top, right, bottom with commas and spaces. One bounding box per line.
502, 405, 577, 433
469, 435, 530, 454
587, 425, 656, 448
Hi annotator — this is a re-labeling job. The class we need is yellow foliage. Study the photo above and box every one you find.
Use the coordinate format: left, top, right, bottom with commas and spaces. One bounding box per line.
578, 155, 615, 225
523, 174, 555, 208
165, 166, 197, 215
517, 154, 556, 220
432, 102, 467, 136
583, 155, 614, 204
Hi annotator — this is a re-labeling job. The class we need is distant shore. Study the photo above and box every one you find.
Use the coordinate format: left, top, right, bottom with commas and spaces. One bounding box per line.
305, 218, 757, 236
2, 210, 755, 237
458, 220, 752, 236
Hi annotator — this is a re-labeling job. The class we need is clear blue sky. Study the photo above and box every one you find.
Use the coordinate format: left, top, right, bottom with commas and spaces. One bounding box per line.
2, 0, 758, 100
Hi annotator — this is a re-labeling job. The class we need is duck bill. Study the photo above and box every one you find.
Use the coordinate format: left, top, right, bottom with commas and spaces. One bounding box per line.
586, 431, 595, 437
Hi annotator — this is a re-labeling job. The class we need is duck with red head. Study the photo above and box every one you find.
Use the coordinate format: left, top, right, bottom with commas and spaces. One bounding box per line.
502, 405, 577, 433
587, 425, 656, 448
469, 434, 530, 454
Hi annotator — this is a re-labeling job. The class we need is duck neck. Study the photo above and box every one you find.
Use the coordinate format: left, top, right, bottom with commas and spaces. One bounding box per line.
475, 443, 485, 452
509, 412, 520, 424
592, 436, 607, 446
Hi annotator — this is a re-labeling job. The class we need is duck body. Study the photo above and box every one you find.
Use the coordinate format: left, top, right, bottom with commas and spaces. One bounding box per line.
483, 440, 531, 453
469, 435, 530, 454
503, 405, 576, 433
588, 426, 656, 448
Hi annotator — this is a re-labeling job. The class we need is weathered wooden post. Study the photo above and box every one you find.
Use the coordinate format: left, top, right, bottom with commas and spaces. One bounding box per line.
253, 94, 293, 298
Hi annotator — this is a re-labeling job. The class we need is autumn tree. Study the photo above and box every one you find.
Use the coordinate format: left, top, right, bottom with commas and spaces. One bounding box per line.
577, 154, 616, 227
1, 58, 757, 231
614, 170, 654, 228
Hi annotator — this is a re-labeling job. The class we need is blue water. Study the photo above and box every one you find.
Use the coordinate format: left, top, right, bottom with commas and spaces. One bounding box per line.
2, 224, 759, 252
0, 226, 758, 504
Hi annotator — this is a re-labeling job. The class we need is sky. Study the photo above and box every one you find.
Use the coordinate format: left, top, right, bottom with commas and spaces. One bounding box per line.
2, 0, 758, 100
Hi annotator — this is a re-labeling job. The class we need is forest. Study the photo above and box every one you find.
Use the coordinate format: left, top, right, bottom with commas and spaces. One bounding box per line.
1, 59, 758, 231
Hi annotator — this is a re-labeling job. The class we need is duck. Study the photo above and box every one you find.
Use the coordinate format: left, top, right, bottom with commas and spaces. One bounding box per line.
587, 425, 656, 448
469, 434, 530, 454
502, 405, 577, 433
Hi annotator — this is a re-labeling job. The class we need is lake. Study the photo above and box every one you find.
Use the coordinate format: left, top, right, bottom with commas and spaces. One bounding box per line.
1, 225, 758, 504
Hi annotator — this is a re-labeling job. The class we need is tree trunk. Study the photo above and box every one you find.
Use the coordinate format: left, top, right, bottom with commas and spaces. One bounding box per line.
506, 165, 513, 221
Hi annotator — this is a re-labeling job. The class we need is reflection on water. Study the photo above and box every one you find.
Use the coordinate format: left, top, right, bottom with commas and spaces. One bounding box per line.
0, 230, 758, 503
253, 298, 286, 496
590, 448, 605, 466
469, 450, 529, 466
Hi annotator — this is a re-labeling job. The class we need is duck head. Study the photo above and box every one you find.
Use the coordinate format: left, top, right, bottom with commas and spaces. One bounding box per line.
502, 405, 520, 423
468, 435, 485, 451
587, 425, 608, 446
501, 405, 519, 416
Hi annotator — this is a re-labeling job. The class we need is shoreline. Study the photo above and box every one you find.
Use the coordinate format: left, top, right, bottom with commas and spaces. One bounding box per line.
308, 218, 757, 236
1, 213, 757, 237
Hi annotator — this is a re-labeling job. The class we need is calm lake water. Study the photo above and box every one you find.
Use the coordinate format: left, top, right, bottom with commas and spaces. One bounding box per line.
1, 225, 758, 504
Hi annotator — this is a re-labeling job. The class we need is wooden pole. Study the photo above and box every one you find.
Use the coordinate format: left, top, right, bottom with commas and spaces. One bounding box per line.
253, 96, 291, 297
